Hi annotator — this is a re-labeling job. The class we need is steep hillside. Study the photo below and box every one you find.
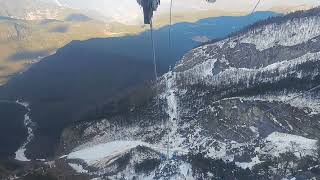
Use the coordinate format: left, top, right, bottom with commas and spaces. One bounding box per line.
53, 8, 320, 180
0, 12, 279, 162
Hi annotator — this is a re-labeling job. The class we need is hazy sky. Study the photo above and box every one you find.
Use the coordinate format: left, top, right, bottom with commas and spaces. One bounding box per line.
56, 0, 320, 24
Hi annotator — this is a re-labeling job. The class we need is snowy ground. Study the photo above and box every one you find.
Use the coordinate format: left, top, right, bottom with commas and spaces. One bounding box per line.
234, 132, 317, 169
262, 132, 317, 157
67, 141, 150, 166
241, 93, 320, 115
68, 163, 88, 174
66, 131, 318, 176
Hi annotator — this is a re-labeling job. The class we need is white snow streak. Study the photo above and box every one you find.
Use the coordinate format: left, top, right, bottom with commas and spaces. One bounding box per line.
166, 72, 179, 123
14, 101, 35, 162
162, 71, 189, 157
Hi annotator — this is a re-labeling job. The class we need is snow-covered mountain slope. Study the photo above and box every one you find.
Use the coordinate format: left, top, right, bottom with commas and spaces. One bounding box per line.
56, 8, 320, 180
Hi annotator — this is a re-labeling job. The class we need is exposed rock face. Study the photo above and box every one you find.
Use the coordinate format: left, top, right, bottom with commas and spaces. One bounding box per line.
59, 8, 320, 179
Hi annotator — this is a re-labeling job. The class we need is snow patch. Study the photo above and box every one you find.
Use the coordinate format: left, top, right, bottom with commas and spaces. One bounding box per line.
178, 163, 193, 178
236, 156, 262, 169
68, 141, 147, 165
68, 163, 88, 174
235, 132, 317, 169
206, 141, 231, 160
262, 132, 317, 157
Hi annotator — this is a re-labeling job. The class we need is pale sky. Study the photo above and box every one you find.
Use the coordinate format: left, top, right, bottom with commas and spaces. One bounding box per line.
56, 0, 320, 24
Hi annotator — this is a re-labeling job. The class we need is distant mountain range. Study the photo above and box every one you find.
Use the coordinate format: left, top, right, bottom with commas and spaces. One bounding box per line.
1, 0, 319, 23
0, 0, 318, 86
52, 0, 320, 24
0, 0, 65, 20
